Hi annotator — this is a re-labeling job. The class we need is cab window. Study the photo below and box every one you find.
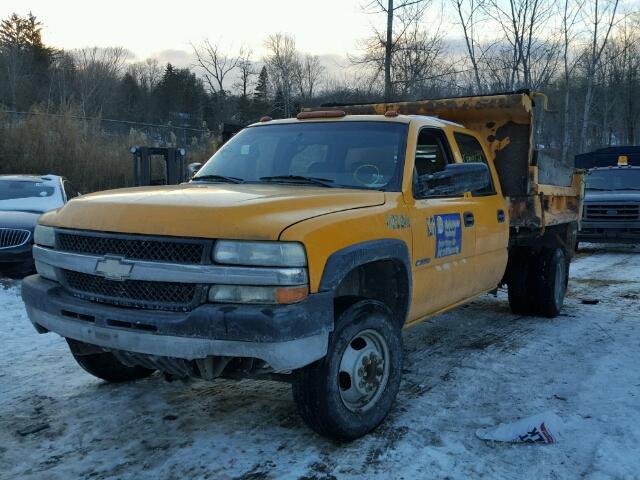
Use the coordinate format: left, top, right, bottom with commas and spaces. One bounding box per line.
453, 132, 495, 195
63, 180, 80, 200
413, 129, 456, 199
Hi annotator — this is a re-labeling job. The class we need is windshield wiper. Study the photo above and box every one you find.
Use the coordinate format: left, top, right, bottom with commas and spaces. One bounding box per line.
192, 174, 244, 184
259, 175, 335, 187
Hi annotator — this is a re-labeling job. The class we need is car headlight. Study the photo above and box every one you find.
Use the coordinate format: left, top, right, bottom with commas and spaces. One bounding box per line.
213, 240, 307, 267
208, 285, 308, 304
34, 225, 55, 247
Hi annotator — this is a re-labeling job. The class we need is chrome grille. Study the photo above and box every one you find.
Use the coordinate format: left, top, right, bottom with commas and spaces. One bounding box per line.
584, 203, 640, 221
0, 228, 31, 249
56, 231, 206, 263
61, 269, 201, 312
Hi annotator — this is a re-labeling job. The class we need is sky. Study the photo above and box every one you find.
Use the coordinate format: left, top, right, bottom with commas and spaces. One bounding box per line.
1, 0, 378, 64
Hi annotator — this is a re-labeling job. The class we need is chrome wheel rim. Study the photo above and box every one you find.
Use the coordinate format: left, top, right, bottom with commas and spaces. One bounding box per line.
338, 329, 390, 412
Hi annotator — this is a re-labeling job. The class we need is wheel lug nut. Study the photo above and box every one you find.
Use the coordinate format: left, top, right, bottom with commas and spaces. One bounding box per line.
357, 367, 364, 376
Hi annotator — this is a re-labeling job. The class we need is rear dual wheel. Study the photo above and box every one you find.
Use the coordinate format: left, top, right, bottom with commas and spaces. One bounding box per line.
292, 300, 402, 441
507, 247, 568, 318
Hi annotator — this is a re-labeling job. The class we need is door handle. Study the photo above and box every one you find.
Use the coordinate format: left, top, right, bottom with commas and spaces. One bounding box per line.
463, 211, 474, 227
497, 209, 505, 223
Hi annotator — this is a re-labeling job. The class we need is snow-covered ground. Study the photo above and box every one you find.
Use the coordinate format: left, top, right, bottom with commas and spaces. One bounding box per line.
1, 244, 639, 479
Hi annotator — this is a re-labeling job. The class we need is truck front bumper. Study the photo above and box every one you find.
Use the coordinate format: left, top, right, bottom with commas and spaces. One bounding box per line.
578, 221, 640, 244
22, 275, 333, 371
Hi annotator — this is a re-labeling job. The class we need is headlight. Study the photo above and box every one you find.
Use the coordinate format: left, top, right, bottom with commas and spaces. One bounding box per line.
213, 240, 306, 267
208, 285, 308, 304
34, 225, 55, 247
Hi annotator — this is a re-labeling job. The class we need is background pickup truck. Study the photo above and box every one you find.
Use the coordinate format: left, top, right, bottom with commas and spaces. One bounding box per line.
22, 91, 583, 441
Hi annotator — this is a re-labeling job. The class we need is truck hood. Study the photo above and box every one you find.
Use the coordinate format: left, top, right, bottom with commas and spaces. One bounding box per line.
39, 183, 385, 240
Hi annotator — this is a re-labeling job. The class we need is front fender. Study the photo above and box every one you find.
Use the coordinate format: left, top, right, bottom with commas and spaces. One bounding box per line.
318, 239, 412, 325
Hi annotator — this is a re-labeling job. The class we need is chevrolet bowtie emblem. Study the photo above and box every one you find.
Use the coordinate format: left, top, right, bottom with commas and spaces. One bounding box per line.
94, 256, 134, 281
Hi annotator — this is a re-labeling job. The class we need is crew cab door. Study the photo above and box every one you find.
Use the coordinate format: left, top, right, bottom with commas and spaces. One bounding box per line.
449, 130, 509, 294
407, 128, 479, 321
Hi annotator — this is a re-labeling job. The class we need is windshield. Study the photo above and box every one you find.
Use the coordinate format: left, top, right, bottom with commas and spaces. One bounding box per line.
585, 169, 640, 190
194, 121, 409, 191
0, 179, 63, 212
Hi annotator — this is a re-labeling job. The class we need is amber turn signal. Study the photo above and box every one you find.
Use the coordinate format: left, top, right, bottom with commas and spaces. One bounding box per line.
275, 285, 309, 304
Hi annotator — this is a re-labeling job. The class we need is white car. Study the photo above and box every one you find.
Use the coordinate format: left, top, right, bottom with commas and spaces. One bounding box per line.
0, 175, 79, 276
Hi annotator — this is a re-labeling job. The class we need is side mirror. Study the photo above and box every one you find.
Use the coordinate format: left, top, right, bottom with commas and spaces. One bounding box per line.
419, 162, 491, 197
187, 162, 203, 177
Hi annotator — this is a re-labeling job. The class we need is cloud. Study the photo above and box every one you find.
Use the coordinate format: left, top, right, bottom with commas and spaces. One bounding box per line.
147, 49, 196, 69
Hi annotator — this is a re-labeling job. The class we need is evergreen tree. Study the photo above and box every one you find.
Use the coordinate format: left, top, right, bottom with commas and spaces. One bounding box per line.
118, 72, 142, 121
154, 63, 207, 128
272, 88, 285, 119
254, 66, 269, 100
0, 12, 55, 109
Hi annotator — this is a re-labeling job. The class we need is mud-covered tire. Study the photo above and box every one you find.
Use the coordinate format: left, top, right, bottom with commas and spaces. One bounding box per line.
533, 247, 568, 318
292, 300, 402, 441
507, 249, 537, 315
67, 340, 155, 383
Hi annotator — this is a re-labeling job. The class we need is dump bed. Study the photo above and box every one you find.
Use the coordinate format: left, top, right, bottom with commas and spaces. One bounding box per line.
314, 91, 584, 231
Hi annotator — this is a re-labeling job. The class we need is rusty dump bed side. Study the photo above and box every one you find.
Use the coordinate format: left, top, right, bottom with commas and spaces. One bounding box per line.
314, 91, 583, 230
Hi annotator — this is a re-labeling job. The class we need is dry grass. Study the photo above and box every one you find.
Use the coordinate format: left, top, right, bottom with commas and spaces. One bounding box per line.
0, 108, 214, 193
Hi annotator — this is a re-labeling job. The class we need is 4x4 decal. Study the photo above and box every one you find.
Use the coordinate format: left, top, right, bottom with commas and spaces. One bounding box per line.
386, 214, 410, 230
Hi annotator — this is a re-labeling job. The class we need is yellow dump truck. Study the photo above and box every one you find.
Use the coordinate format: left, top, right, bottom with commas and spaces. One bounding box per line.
22, 91, 583, 440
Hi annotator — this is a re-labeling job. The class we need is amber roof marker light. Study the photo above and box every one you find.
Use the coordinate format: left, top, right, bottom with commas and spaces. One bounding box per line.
296, 110, 347, 120
617, 155, 629, 166
259, 116, 272, 122
384, 110, 399, 117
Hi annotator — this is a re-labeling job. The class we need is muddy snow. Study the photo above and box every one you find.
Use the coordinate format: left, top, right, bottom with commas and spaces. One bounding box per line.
1, 244, 639, 479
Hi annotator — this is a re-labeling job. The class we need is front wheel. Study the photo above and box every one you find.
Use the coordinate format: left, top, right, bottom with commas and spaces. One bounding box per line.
67, 339, 155, 383
292, 300, 402, 441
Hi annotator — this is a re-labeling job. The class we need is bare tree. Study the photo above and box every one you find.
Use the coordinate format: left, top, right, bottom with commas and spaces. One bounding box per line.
73, 46, 126, 116
362, 0, 430, 100
559, 0, 585, 161
451, 0, 485, 92
293, 54, 325, 100
392, 15, 449, 97
482, 0, 557, 89
128, 58, 162, 92
616, 17, 640, 144
264, 33, 298, 117
2, 43, 28, 109
234, 48, 255, 98
192, 39, 239, 96
578, 0, 620, 151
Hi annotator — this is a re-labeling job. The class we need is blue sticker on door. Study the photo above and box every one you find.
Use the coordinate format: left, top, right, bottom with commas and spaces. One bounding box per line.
434, 213, 462, 258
